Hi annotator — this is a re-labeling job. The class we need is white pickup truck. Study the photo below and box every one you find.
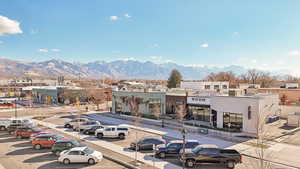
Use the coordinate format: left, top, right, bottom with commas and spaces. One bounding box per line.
95, 126, 129, 139
0, 118, 33, 131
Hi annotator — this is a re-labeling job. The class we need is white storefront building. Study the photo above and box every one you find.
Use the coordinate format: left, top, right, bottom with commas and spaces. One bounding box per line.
210, 93, 280, 135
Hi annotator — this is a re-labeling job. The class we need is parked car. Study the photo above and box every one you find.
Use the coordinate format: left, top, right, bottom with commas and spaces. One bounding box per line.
30, 131, 52, 140
15, 127, 42, 139
155, 140, 200, 158
0, 118, 12, 131
82, 126, 104, 135
52, 139, 86, 156
95, 126, 129, 139
180, 144, 242, 168
0, 118, 33, 131
64, 118, 90, 128
73, 121, 101, 131
58, 147, 103, 165
130, 137, 166, 151
32, 134, 65, 149
7, 124, 25, 135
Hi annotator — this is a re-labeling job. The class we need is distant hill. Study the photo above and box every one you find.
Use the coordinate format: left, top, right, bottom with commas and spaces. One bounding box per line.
0, 58, 250, 80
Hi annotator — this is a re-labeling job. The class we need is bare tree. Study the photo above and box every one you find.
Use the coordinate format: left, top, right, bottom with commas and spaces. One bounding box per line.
246, 106, 273, 169
175, 103, 187, 168
247, 69, 261, 84
86, 89, 106, 110
125, 96, 144, 165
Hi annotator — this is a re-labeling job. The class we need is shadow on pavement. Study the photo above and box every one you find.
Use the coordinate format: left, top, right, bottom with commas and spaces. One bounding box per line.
6, 147, 50, 156
23, 153, 57, 163
13, 141, 32, 148
38, 161, 89, 169
0, 137, 20, 143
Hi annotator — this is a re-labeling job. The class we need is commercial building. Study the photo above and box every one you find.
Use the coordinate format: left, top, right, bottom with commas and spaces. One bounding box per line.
252, 88, 300, 105
180, 81, 229, 96
165, 91, 187, 118
211, 93, 280, 135
112, 91, 166, 116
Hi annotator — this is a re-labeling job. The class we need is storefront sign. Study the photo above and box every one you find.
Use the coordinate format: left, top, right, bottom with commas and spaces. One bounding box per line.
187, 96, 210, 105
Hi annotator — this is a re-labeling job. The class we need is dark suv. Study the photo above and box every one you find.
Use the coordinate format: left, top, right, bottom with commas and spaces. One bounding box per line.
82, 126, 103, 135
180, 144, 242, 168
130, 137, 166, 151
51, 139, 86, 156
155, 140, 199, 158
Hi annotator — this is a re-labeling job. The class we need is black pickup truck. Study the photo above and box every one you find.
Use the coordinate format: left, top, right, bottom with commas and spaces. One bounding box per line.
180, 145, 242, 168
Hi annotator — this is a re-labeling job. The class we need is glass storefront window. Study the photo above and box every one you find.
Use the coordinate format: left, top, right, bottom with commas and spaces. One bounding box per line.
223, 112, 243, 131
189, 106, 210, 122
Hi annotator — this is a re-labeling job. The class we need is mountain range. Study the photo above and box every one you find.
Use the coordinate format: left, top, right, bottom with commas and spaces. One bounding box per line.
0, 58, 250, 80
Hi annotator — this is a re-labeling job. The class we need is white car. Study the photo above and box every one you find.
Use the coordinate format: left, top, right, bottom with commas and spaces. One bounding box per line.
58, 147, 103, 165
64, 118, 89, 128
95, 126, 129, 139
0, 118, 33, 131
74, 121, 101, 131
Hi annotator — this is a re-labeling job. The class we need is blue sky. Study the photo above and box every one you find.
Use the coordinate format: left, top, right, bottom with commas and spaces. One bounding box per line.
1, 0, 300, 74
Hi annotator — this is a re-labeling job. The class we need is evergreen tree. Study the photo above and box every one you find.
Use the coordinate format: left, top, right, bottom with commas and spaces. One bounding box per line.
167, 69, 182, 88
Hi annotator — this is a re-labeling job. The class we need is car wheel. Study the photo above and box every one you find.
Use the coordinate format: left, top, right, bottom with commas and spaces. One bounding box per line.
118, 133, 125, 139
63, 158, 70, 165
65, 124, 71, 128
9, 131, 14, 135
55, 151, 61, 156
185, 159, 195, 168
34, 144, 41, 150
17, 135, 22, 139
97, 133, 103, 139
227, 161, 235, 169
88, 158, 95, 165
0, 126, 5, 131
159, 152, 166, 158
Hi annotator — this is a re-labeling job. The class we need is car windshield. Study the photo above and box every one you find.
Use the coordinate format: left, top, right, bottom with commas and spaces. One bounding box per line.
192, 146, 202, 154
83, 147, 94, 154
71, 140, 81, 146
32, 127, 41, 131
55, 135, 64, 139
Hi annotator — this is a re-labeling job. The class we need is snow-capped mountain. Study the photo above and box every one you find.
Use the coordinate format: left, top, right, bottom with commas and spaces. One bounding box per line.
0, 58, 248, 79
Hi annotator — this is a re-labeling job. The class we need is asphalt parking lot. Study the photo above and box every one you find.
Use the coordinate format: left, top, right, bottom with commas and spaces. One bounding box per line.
0, 131, 126, 169
43, 113, 234, 169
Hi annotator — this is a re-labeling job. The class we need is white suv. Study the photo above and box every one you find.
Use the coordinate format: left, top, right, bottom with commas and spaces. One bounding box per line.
74, 121, 101, 131
95, 126, 129, 139
64, 118, 89, 128
0, 118, 33, 131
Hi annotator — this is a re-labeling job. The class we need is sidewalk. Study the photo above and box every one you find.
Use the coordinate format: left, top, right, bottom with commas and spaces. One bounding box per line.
33, 119, 181, 169
86, 112, 300, 169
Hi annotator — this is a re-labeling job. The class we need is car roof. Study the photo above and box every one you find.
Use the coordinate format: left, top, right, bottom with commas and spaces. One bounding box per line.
170, 140, 199, 143
141, 137, 164, 140
69, 146, 87, 151
196, 144, 219, 148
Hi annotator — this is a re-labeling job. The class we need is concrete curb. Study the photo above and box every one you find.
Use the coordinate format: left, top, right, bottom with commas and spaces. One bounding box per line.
103, 154, 141, 169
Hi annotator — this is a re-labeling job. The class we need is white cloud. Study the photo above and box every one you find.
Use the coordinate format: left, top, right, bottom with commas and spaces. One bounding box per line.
37, 48, 49, 53
51, 48, 60, 52
0, 16, 22, 36
200, 43, 208, 48
124, 13, 131, 18
110, 16, 118, 21
288, 50, 300, 56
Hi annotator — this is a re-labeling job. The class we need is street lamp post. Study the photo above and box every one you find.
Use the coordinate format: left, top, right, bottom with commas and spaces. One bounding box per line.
14, 99, 17, 118
182, 127, 187, 169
